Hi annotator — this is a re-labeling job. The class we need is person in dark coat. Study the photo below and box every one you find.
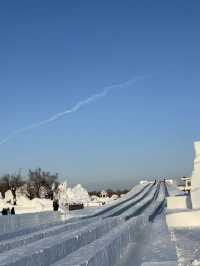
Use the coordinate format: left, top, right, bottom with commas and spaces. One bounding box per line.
53, 200, 59, 211
2, 208, 8, 215
11, 207, 15, 215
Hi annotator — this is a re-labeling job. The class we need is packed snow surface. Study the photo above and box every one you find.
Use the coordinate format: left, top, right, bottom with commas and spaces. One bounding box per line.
167, 196, 188, 210
167, 210, 200, 228
171, 229, 200, 266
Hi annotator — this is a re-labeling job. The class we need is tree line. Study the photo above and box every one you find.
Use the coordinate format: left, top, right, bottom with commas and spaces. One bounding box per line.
0, 168, 130, 200
0, 168, 59, 199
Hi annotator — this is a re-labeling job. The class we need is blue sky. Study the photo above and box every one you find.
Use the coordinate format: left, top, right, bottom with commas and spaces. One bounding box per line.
0, 1, 200, 189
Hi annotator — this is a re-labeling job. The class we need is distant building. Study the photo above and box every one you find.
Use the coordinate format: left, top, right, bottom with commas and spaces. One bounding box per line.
178, 177, 191, 192
100, 190, 107, 198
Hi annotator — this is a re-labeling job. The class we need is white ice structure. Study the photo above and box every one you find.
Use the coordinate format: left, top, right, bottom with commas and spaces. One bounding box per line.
55, 181, 91, 210
4, 190, 14, 204
72, 184, 90, 203
166, 142, 200, 227
191, 141, 200, 209
167, 196, 188, 210
57, 182, 69, 212
100, 190, 107, 198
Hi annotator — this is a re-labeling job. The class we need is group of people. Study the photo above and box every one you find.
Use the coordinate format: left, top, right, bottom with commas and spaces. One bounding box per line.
1, 207, 15, 215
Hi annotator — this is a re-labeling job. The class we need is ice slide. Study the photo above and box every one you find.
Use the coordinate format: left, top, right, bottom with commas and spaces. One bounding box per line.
84, 182, 154, 218
51, 182, 170, 266
0, 182, 175, 266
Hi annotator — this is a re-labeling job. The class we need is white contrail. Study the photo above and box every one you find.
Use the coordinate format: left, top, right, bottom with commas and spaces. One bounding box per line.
0, 75, 148, 145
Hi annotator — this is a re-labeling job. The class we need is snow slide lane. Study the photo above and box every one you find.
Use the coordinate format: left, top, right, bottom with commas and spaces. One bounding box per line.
104, 183, 156, 218
109, 185, 157, 217
85, 183, 152, 218
52, 215, 146, 266
52, 183, 167, 266
0, 217, 121, 266
0, 218, 97, 254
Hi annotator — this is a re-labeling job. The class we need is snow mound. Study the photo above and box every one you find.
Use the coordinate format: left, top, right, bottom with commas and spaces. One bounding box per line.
70, 184, 90, 204
55, 182, 91, 207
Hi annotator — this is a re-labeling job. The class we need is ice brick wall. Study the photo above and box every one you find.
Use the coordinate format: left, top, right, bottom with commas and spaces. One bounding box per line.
52, 215, 146, 266
0, 212, 61, 237
0, 217, 122, 266
0, 219, 95, 253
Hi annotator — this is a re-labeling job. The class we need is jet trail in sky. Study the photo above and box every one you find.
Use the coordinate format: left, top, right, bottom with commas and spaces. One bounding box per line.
0, 75, 149, 145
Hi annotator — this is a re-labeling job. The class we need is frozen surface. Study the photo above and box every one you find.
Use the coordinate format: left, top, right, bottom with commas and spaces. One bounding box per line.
0, 217, 121, 266
142, 262, 177, 266
52, 216, 145, 266
117, 214, 177, 266
171, 228, 200, 266
0, 219, 95, 253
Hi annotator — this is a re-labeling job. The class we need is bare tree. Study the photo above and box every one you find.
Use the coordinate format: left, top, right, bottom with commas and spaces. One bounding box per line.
27, 168, 59, 198
0, 172, 24, 198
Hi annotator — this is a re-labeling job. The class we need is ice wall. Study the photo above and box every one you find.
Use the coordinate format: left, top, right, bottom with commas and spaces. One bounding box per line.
191, 141, 200, 209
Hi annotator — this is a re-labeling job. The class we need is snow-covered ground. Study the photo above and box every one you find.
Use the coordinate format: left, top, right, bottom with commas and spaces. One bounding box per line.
0, 197, 53, 214
167, 210, 200, 228
171, 229, 200, 266
0, 182, 121, 215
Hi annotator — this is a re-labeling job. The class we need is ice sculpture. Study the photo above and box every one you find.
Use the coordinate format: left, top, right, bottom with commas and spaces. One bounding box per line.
4, 190, 14, 204
191, 141, 200, 208
57, 181, 69, 211
71, 184, 90, 204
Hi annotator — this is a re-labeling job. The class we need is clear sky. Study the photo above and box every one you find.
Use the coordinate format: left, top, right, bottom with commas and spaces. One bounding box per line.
0, 1, 200, 189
